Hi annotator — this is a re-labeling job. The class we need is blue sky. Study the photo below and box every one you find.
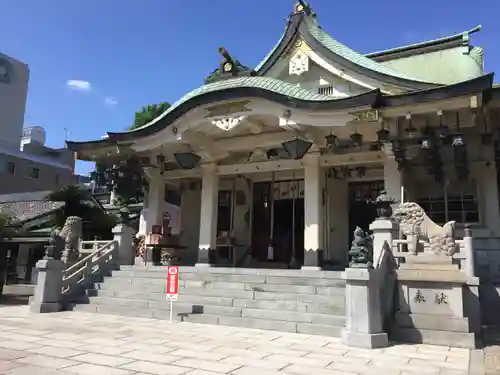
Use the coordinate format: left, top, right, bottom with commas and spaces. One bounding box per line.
3, 0, 499, 175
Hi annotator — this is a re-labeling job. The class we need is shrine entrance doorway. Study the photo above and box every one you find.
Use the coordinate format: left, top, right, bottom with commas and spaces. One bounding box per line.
348, 181, 383, 243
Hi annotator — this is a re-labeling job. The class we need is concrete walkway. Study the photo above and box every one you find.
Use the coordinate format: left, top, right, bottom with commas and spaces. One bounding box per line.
0, 306, 470, 375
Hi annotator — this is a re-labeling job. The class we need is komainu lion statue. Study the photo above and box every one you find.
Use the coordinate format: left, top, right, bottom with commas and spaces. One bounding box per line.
59, 216, 83, 264
393, 202, 458, 256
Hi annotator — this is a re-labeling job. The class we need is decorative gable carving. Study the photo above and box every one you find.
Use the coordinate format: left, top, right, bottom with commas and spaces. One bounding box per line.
289, 50, 310, 76
205, 48, 256, 84
212, 116, 245, 131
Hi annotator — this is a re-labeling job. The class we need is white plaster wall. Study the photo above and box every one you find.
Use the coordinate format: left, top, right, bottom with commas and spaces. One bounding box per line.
278, 62, 367, 98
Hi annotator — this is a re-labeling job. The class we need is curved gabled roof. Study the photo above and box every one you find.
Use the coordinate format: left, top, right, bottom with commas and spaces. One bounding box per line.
102, 76, 381, 142
255, 11, 441, 90
366, 25, 482, 60
65, 73, 494, 153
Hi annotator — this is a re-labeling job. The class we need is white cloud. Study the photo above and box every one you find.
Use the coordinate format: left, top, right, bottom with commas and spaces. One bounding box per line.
67, 80, 91, 92
104, 96, 118, 106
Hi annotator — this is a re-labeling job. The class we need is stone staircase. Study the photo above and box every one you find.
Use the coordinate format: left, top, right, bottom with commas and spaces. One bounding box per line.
74, 266, 346, 337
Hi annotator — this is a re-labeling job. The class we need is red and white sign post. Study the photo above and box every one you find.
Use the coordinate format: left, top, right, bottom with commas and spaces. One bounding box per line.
166, 266, 179, 322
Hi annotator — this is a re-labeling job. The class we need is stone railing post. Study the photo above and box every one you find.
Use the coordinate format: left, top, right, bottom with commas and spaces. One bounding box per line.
341, 268, 388, 348
369, 218, 398, 267
112, 224, 135, 266
30, 259, 65, 313
463, 224, 475, 278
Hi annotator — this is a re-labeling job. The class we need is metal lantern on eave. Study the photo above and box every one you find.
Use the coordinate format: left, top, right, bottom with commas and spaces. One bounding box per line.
282, 137, 313, 159
350, 132, 363, 147
421, 136, 434, 149
377, 128, 390, 143
452, 133, 465, 148
325, 134, 339, 149
174, 152, 202, 170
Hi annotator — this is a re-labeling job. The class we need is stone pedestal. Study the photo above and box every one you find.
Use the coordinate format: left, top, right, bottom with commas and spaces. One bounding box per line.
30, 259, 65, 313
369, 219, 398, 267
112, 224, 135, 266
341, 268, 388, 349
393, 254, 480, 348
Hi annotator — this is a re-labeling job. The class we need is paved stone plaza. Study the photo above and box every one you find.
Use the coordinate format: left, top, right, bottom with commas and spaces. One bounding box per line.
0, 306, 472, 375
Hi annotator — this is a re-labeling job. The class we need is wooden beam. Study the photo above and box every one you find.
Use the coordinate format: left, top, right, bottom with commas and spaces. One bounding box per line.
162, 151, 386, 180
179, 131, 230, 161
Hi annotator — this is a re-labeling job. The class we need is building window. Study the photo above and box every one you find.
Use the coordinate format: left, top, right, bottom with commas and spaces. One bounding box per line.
5, 161, 16, 174
29, 167, 40, 179
6, 161, 15, 175
318, 86, 335, 96
416, 180, 479, 224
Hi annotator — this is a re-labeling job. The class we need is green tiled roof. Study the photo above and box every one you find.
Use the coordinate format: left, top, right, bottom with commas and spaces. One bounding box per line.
128, 76, 332, 133
366, 25, 482, 58
304, 18, 439, 84
255, 34, 286, 71
254, 12, 443, 85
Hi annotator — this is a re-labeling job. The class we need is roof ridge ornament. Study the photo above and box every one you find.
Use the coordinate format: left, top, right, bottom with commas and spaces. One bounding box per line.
294, 1, 316, 19
204, 47, 256, 84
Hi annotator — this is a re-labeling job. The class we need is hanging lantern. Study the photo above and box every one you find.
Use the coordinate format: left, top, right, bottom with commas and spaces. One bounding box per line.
421, 137, 433, 149
377, 128, 390, 142
329, 168, 339, 179
341, 167, 351, 179
281, 137, 313, 159
174, 152, 201, 169
452, 133, 465, 147
325, 134, 339, 148
391, 139, 403, 151
139, 157, 151, 166
156, 154, 166, 165
405, 121, 416, 138
350, 132, 363, 146
356, 167, 366, 178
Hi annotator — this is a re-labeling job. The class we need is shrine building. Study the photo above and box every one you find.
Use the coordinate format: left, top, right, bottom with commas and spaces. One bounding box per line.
67, 1, 500, 274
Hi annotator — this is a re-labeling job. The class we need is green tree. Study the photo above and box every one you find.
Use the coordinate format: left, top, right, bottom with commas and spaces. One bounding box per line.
0, 212, 16, 239
91, 102, 170, 205
45, 185, 117, 240
92, 156, 147, 206
129, 102, 170, 130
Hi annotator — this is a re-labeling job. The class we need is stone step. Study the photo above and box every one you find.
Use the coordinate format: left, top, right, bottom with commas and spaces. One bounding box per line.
399, 263, 459, 271
390, 327, 477, 349
118, 266, 344, 280
73, 304, 343, 337
181, 314, 343, 337
89, 289, 345, 314
111, 269, 345, 287
98, 277, 345, 295
83, 296, 344, 325
93, 282, 344, 305
86, 297, 242, 316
